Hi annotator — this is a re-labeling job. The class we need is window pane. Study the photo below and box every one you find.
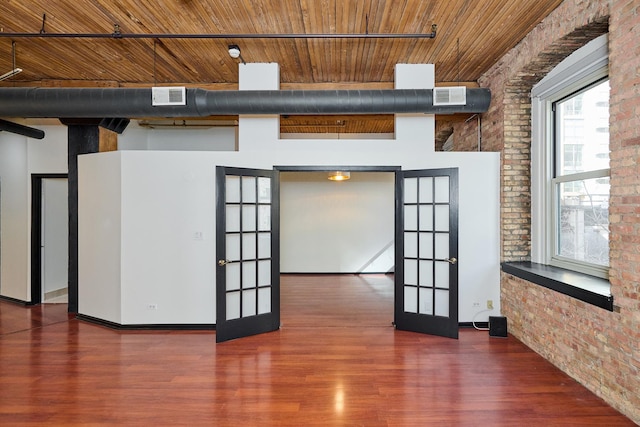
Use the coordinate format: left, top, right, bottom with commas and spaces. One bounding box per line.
553, 78, 610, 275
242, 176, 256, 203
404, 178, 418, 203
556, 80, 610, 176
557, 178, 609, 266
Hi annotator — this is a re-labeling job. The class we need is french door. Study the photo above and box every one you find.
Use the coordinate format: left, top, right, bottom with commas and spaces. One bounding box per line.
215, 167, 280, 343
395, 168, 459, 338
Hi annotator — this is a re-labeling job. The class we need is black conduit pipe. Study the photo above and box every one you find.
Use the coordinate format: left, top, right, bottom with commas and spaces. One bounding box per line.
0, 118, 45, 139
0, 24, 437, 40
0, 87, 491, 118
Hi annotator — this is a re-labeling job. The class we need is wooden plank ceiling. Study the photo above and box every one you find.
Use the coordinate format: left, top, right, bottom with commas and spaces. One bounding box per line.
0, 0, 563, 134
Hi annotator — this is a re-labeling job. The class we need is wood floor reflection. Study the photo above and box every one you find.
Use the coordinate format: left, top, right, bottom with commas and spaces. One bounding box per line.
0, 274, 633, 426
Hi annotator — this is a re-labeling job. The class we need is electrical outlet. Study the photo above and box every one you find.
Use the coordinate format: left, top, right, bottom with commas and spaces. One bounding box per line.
487, 300, 493, 310
473, 302, 480, 308
147, 303, 158, 310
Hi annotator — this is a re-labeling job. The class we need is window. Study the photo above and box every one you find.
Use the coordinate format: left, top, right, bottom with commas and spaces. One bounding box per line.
553, 80, 610, 272
531, 34, 610, 280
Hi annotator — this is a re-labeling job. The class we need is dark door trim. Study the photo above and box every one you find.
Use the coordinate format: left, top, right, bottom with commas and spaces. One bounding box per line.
30, 173, 68, 305
275, 166, 401, 173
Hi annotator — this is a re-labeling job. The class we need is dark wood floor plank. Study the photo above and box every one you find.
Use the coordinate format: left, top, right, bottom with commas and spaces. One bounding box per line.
0, 274, 633, 426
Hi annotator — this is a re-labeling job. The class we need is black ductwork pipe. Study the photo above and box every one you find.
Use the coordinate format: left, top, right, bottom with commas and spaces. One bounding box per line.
0, 87, 490, 118
0, 118, 45, 139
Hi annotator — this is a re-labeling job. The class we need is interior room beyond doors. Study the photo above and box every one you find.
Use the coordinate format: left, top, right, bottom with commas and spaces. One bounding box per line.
41, 178, 69, 303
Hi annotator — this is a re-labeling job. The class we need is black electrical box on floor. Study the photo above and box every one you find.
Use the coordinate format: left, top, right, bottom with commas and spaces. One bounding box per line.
489, 316, 508, 338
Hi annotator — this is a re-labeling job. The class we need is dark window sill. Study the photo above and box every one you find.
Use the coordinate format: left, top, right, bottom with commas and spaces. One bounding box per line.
501, 261, 613, 311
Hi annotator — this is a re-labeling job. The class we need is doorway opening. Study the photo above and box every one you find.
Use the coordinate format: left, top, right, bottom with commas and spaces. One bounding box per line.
278, 169, 396, 328
31, 174, 69, 305
215, 165, 459, 342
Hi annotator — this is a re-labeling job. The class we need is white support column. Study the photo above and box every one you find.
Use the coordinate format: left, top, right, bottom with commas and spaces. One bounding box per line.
238, 63, 280, 151
394, 64, 435, 152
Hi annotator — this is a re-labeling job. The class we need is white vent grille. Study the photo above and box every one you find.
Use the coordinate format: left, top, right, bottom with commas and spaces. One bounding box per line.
152, 87, 186, 106
433, 87, 466, 106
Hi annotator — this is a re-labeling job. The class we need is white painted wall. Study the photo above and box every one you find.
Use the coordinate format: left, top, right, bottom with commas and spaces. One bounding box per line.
77, 63, 501, 327
0, 125, 67, 301
0, 132, 29, 300
280, 171, 395, 273
118, 122, 237, 151
79, 150, 268, 325
78, 152, 122, 323
42, 178, 68, 295
119, 151, 218, 324
78, 148, 500, 324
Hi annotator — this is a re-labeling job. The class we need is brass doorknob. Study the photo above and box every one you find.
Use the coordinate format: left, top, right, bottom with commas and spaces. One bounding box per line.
218, 259, 231, 266
445, 257, 457, 265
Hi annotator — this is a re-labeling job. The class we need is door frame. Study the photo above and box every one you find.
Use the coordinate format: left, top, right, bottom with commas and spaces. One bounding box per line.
216, 165, 459, 342
277, 166, 460, 337
30, 173, 68, 305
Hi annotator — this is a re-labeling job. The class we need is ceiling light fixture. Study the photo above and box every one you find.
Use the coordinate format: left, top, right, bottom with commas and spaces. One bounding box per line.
0, 67, 22, 81
228, 44, 246, 65
1, 41, 22, 81
328, 171, 350, 181
228, 44, 240, 58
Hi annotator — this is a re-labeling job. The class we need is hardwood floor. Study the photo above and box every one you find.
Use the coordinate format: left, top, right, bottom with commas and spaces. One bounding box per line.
0, 274, 633, 426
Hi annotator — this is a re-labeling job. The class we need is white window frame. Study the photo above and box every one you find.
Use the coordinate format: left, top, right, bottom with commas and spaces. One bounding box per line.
531, 34, 609, 279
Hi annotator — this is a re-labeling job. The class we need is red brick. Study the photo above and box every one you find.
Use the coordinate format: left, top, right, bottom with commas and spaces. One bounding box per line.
461, 1, 640, 423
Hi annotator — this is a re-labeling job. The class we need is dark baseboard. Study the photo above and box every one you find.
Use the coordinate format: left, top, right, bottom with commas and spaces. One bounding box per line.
0, 294, 35, 306
76, 314, 216, 331
459, 322, 489, 329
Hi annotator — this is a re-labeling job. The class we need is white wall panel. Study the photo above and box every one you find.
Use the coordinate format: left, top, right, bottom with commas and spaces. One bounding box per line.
0, 133, 29, 300
280, 172, 395, 273
0, 125, 67, 301
78, 152, 122, 323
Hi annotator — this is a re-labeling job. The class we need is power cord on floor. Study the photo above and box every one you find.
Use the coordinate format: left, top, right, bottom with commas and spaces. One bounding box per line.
472, 309, 491, 331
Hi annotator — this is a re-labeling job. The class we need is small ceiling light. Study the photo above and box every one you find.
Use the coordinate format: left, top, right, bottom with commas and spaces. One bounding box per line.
227, 44, 246, 65
228, 44, 241, 59
328, 171, 350, 181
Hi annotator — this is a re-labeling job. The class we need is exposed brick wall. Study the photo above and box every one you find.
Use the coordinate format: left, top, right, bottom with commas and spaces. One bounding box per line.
452, 0, 639, 422
434, 121, 454, 151
501, 274, 638, 412
606, 0, 640, 419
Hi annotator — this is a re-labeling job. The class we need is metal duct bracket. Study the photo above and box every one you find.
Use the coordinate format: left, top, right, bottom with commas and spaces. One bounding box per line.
99, 118, 130, 134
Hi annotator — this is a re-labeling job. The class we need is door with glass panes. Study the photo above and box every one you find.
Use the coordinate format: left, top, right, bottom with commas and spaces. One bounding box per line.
215, 166, 458, 342
215, 167, 279, 343
395, 168, 459, 338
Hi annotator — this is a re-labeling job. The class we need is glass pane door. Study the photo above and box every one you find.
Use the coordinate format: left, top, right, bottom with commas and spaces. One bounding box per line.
216, 167, 280, 343
395, 168, 459, 338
